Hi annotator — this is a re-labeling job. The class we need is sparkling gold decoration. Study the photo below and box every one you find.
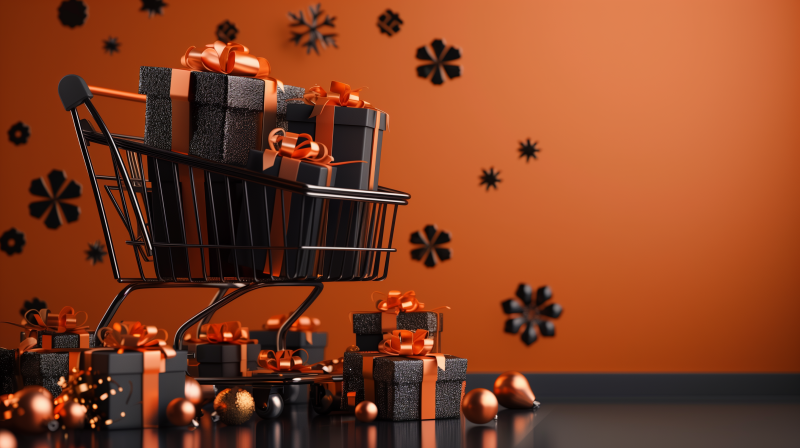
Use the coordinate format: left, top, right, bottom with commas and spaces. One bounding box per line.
461, 388, 498, 424
213, 387, 255, 425
494, 371, 536, 409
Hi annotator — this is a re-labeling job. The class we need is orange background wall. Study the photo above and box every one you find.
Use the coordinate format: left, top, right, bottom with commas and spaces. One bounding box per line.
1, 0, 798, 373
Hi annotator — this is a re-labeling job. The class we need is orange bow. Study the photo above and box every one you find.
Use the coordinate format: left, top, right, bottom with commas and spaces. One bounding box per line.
23, 306, 89, 335
257, 349, 317, 372
372, 290, 450, 315
196, 321, 253, 345
181, 41, 275, 80
301, 81, 389, 128
97, 321, 176, 359
267, 129, 334, 166
264, 314, 321, 345
379, 329, 434, 356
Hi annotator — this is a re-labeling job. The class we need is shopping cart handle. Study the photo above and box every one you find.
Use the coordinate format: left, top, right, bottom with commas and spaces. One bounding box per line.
58, 75, 94, 111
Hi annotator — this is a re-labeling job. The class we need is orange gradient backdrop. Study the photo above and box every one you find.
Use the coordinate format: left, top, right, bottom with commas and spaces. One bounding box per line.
0, 0, 798, 373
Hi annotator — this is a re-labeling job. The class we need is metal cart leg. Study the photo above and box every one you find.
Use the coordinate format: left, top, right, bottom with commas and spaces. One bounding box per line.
173, 282, 324, 351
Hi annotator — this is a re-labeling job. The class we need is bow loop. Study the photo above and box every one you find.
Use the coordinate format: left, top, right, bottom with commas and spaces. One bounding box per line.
182, 41, 274, 80
196, 321, 252, 345
267, 129, 333, 166
23, 306, 90, 336
372, 290, 425, 314
257, 349, 311, 372
96, 321, 176, 359
300, 81, 386, 126
379, 330, 435, 356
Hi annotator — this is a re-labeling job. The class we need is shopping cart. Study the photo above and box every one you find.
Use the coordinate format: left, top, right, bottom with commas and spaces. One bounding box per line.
58, 75, 409, 418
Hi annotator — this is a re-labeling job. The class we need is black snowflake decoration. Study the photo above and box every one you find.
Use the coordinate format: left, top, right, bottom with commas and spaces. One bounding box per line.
378, 9, 403, 36
29, 170, 82, 229
103, 37, 120, 56
502, 284, 563, 346
58, 0, 87, 28
8, 122, 30, 145
20, 298, 48, 317
217, 20, 238, 43
416, 39, 462, 85
85, 240, 107, 265
141, 0, 167, 18
288, 4, 337, 55
1, 228, 25, 256
479, 167, 501, 191
519, 139, 541, 162
410, 224, 452, 267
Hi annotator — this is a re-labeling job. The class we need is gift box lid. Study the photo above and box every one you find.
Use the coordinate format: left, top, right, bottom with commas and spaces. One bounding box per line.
20, 332, 95, 349
191, 71, 265, 111
87, 350, 188, 375
352, 312, 443, 335
195, 343, 261, 364
373, 355, 467, 384
248, 331, 328, 348
287, 103, 387, 130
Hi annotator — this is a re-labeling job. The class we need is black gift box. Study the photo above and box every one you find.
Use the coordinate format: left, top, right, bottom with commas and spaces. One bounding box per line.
248, 331, 327, 364
189, 343, 260, 377
234, 149, 334, 279
85, 350, 187, 429
19, 352, 69, 398
351, 312, 444, 352
19, 331, 95, 349
341, 352, 467, 421
286, 103, 385, 191
0, 349, 16, 394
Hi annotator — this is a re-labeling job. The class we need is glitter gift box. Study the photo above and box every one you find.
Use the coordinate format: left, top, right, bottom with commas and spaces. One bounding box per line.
0, 349, 16, 394
341, 351, 467, 421
83, 350, 187, 429
19, 352, 70, 398
351, 312, 444, 353
188, 343, 260, 377
19, 331, 96, 349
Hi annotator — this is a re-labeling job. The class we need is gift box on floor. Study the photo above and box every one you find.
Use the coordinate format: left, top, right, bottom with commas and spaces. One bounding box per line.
341, 349, 467, 421
19, 351, 69, 398
352, 291, 446, 353
186, 321, 260, 377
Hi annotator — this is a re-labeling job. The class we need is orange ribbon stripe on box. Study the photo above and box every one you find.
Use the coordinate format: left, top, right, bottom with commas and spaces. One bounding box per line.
192, 321, 257, 376
95, 322, 176, 429
256, 349, 323, 373
22, 307, 91, 349
264, 314, 321, 345
298, 81, 389, 191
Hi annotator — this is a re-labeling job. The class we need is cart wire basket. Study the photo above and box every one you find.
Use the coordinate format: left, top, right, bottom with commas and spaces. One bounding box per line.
57, 74, 409, 370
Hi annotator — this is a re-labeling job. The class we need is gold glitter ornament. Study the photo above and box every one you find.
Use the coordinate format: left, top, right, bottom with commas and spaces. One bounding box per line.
213, 387, 255, 425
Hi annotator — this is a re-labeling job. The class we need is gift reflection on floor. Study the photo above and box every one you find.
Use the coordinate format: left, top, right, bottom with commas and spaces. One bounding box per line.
17, 404, 539, 448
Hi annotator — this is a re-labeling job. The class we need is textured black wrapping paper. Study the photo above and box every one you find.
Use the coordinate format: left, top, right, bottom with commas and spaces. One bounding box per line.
351, 312, 443, 352
341, 352, 467, 421
0, 349, 16, 394
19, 332, 96, 349
85, 350, 187, 429
19, 352, 69, 398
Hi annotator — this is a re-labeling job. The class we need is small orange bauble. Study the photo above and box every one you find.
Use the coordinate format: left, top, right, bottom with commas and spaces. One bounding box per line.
184, 376, 203, 405
0, 429, 16, 448
57, 401, 86, 429
461, 388, 498, 424
494, 371, 536, 409
10, 387, 53, 432
167, 398, 196, 426
354, 401, 378, 422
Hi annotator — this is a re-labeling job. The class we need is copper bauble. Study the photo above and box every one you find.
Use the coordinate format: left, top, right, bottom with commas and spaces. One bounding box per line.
213, 387, 255, 425
12, 387, 53, 432
184, 376, 203, 405
0, 429, 16, 448
57, 401, 86, 429
494, 371, 536, 409
167, 398, 195, 426
461, 388, 498, 424
354, 401, 378, 422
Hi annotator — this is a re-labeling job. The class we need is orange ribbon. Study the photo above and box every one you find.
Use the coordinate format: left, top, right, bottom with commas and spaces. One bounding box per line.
264, 314, 321, 345
267, 128, 335, 166
257, 349, 321, 372
95, 321, 176, 429
181, 41, 274, 80
373, 290, 429, 314
21, 307, 91, 350
188, 321, 257, 377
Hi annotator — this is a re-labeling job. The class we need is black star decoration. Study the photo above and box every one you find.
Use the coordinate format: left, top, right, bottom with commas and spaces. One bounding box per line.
479, 167, 501, 191
502, 284, 563, 346
377, 9, 403, 36
85, 240, 107, 265
29, 170, 82, 229
103, 37, 120, 56
519, 139, 541, 162
58, 0, 87, 28
20, 298, 48, 317
8, 122, 30, 145
288, 3, 337, 55
217, 20, 238, 43
141, 0, 167, 18
1, 228, 25, 256
416, 39, 462, 85
410, 224, 452, 267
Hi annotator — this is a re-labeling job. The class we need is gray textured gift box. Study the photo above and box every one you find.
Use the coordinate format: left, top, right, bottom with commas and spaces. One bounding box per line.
351, 312, 444, 352
19, 352, 70, 398
139, 66, 304, 166
86, 350, 187, 429
341, 351, 467, 421
19, 331, 96, 349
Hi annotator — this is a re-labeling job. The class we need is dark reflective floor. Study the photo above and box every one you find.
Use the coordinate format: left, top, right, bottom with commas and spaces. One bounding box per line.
11, 400, 799, 448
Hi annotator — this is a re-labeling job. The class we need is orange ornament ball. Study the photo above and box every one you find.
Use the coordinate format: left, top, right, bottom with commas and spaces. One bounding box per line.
493, 371, 536, 409
0, 429, 16, 448
354, 401, 378, 422
57, 401, 87, 429
461, 388, 498, 424
12, 387, 53, 433
167, 398, 196, 426
184, 376, 203, 405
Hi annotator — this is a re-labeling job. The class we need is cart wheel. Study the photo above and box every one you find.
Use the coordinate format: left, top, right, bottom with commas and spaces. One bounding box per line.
253, 387, 284, 419
310, 383, 340, 415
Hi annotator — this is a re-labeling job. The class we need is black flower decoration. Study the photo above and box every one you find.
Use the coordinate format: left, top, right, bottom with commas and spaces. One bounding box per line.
103, 37, 120, 56
20, 298, 47, 317
1, 228, 25, 256
85, 240, 107, 265
502, 284, 563, 346
58, 0, 87, 28
217, 20, 238, 43
519, 139, 541, 162
29, 170, 82, 229
378, 9, 403, 36
8, 122, 30, 145
141, 0, 167, 18
288, 3, 337, 55
479, 167, 501, 191
416, 39, 462, 85
410, 224, 452, 267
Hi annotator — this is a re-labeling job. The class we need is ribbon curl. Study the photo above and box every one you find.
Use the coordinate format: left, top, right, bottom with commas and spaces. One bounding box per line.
181, 41, 275, 80
23, 306, 89, 336
300, 81, 389, 128
196, 321, 253, 345
379, 329, 434, 356
257, 349, 319, 372
97, 321, 176, 359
